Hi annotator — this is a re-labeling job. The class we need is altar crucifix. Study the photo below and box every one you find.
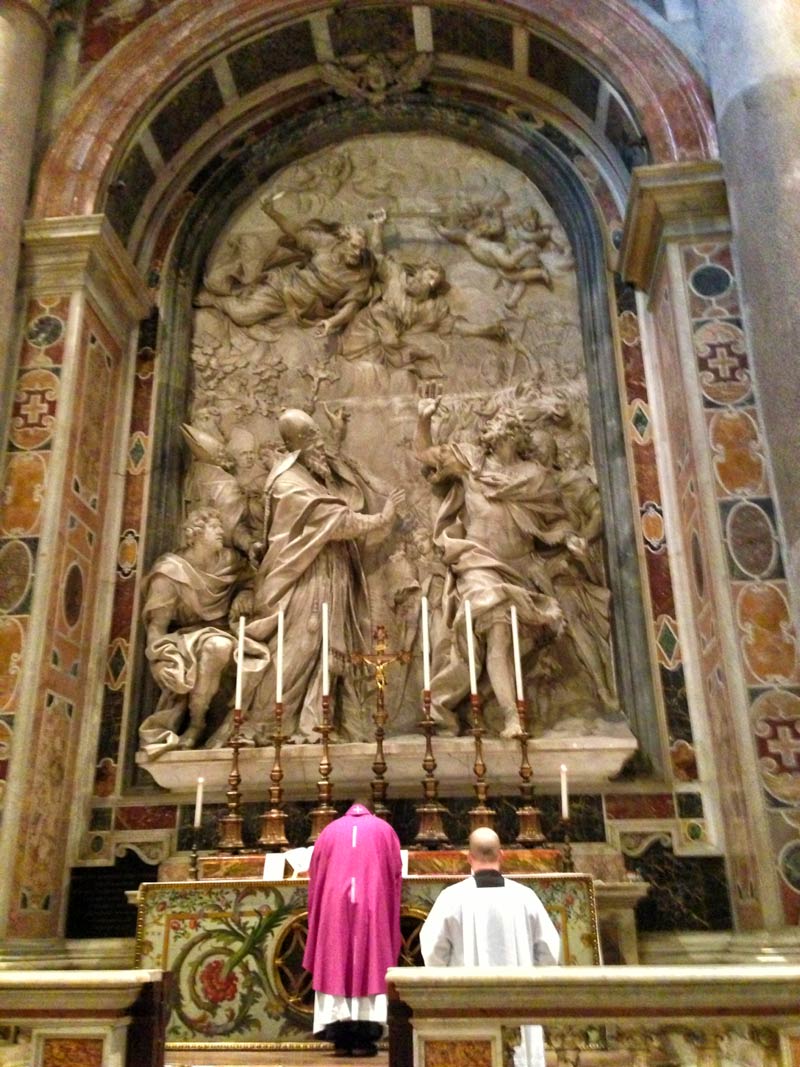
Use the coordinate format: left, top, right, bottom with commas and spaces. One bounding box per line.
351, 625, 412, 819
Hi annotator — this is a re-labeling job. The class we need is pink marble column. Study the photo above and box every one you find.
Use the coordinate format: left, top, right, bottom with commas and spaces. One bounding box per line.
698, 1, 800, 626
0, 1, 48, 369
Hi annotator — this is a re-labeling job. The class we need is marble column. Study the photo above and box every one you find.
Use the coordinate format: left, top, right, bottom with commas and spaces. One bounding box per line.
0, 1, 49, 367
697, 1, 800, 626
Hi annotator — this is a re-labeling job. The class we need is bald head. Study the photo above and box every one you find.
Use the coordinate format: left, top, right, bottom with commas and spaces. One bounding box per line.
468, 828, 502, 871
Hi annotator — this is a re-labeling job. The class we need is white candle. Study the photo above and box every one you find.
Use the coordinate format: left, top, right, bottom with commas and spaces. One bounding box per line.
421, 595, 431, 691
234, 614, 245, 709
560, 764, 569, 820
510, 605, 524, 703
322, 601, 329, 697
276, 609, 284, 703
464, 600, 478, 695
193, 776, 204, 829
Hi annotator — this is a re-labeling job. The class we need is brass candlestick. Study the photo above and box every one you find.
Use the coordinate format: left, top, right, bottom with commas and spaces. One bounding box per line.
467, 693, 495, 833
514, 698, 545, 847
218, 706, 246, 853
258, 700, 289, 851
189, 827, 200, 880
559, 816, 574, 872
351, 625, 411, 821
414, 688, 450, 848
308, 693, 336, 843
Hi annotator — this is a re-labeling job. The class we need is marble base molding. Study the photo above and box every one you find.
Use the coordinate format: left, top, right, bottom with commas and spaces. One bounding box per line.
136, 734, 637, 798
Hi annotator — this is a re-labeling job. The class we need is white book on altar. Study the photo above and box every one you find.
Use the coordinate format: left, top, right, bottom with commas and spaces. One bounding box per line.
262, 853, 286, 880
401, 849, 409, 877
285, 845, 314, 876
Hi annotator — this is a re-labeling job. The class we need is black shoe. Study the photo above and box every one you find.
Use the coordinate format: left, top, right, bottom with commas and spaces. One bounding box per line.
351, 1046, 379, 1058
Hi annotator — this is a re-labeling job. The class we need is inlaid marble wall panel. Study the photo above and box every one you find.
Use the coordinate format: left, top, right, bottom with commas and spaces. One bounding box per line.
678, 242, 800, 923
649, 273, 766, 930
0, 296, 70, 811
5, 307, 125, 938
92, 313, 157, 805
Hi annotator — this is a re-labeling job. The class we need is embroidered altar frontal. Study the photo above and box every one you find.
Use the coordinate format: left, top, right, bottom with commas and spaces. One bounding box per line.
134, 873, 599, 1050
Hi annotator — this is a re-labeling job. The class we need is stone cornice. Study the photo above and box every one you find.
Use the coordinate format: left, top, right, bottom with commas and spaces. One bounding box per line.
22, 215, 152, 334
619, 160, 729, 293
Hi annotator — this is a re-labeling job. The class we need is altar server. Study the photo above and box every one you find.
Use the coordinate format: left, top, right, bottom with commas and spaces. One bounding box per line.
303, 801, 402, 1058
420, 827, 561, 1067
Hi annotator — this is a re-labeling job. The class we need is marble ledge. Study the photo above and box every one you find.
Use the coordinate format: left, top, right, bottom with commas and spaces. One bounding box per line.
386, 963, 800, 1019
135, 733, 638, 797
0, 969, 163, 1014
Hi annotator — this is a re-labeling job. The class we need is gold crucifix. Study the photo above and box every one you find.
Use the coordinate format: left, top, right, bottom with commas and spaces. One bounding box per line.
351, 625, 412, 819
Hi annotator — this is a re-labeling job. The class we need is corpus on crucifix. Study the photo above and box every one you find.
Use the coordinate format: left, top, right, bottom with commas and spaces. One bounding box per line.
351, 625, 412, 819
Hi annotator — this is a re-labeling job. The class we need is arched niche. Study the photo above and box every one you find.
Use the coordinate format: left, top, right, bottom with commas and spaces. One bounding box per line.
132, 95, 662, 786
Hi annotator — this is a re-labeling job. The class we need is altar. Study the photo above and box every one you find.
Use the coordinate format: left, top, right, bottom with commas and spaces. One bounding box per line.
133, 858, 600, 1052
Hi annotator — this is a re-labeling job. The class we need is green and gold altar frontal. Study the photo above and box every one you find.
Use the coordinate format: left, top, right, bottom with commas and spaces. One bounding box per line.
134, 872, 599, 1050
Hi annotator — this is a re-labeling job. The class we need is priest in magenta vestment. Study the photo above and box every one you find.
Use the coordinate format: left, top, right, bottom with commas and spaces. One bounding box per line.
303, 802, 402, 1057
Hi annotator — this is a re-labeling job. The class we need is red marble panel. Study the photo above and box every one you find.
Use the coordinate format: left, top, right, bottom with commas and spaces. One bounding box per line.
9, 368, 59, 451
735, 582, 798, 686
643, 551, 676, 617
426, 1040, 493, 1067
0, 452, 48, 537
115, 804, 177, 830
42, 1037, 103, 1067
751, 689, 800, 805
0, 615, 26, 714
94, 756, 118, 797
605, 793, 675, 820
708, 408, 766, 497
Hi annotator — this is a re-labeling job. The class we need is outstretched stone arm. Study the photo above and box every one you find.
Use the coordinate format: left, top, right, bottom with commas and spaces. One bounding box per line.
329, 487, 405, 539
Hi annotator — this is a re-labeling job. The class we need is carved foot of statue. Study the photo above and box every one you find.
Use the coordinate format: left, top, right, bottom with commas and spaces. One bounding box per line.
177, 724, 204, 750
499, 716, 524, 740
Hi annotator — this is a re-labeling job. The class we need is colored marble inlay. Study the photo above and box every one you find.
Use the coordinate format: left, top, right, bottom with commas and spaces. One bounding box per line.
42, 1037, 103, 1067
114, 804, 177, 830
425, 1040, 493, 1067
605, 793, 675, 820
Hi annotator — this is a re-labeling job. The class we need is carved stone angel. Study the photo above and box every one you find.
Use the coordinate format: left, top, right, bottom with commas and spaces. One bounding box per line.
320, 51, 434, 105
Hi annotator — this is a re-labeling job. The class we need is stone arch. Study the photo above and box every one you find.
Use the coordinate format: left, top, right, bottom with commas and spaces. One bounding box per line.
33, 0, 716, 242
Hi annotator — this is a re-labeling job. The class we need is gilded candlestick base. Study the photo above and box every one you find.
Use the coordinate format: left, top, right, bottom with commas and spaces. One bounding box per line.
468, 801, 496, 834
308, 802, 337, 843
217, 814, 245, 853
515, 804, 546, 847
415, 802, 450, 848
258, 810, 289, 851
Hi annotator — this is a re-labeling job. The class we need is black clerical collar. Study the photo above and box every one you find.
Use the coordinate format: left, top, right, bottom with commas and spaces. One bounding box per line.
473, 869, 504, 888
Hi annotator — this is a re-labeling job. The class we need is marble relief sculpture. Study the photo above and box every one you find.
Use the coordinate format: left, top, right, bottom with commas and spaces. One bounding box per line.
138, 509, 269, 756
138, 134, 631, 758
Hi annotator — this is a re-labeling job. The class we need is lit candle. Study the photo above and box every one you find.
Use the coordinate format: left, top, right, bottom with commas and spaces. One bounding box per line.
510, 605, 523, 703
464, 600, 478, 695
322, 601, 329, 697
421, 595, 431, 691
276, 609, 284, 703
234, 614, 245, 710
560, 764, 569, 820
193, 776, 204, 829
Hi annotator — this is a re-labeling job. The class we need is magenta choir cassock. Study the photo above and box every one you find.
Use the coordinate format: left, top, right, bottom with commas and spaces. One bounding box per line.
303, 803, 403, 1041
